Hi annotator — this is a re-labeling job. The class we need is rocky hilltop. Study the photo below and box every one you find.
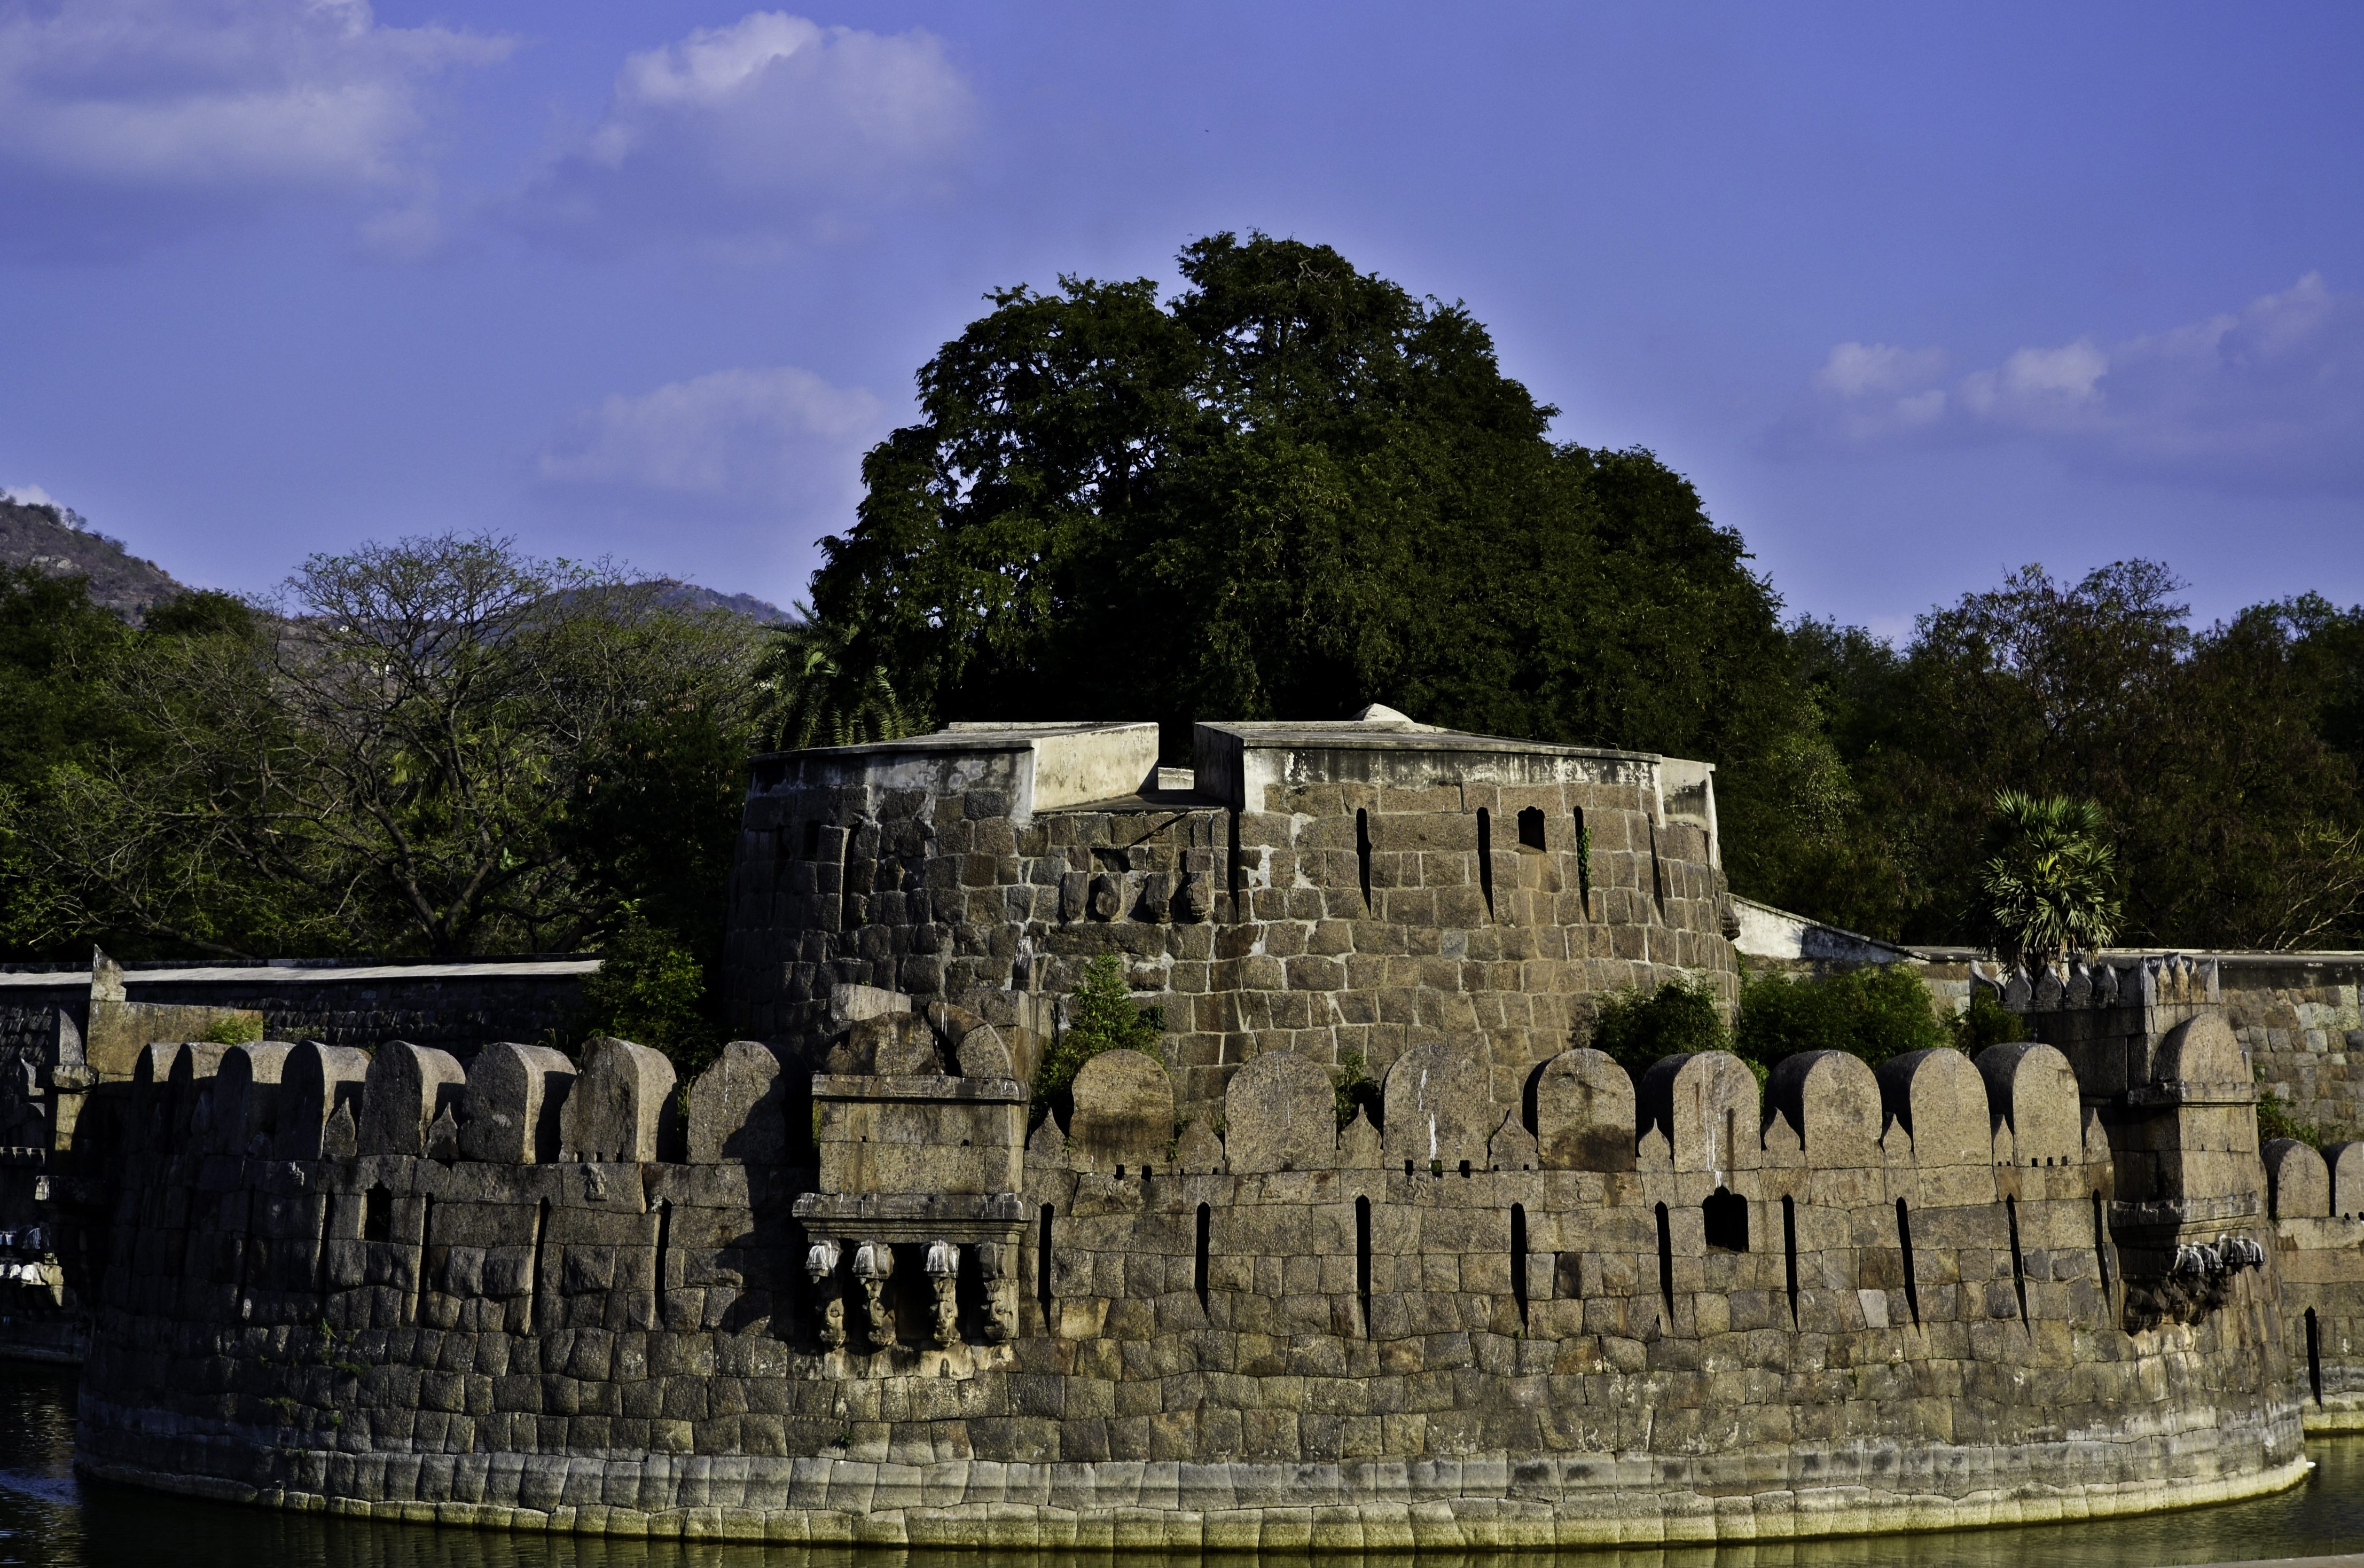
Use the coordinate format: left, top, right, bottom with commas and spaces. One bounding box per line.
0, 497, 793, 626
0, 499, 187, 621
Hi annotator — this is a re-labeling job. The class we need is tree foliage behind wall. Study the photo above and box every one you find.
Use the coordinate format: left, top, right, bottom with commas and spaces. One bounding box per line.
1741, 563, 2364, 952
0, 536, 764, 969
813, 232, 1805, 774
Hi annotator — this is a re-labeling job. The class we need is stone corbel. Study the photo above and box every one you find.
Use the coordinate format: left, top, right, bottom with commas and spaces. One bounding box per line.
925, 1239, 960, 1347
976, 1241, 1017, 1343
805, 1239, 844, 1350
852, 1240, 896, 1351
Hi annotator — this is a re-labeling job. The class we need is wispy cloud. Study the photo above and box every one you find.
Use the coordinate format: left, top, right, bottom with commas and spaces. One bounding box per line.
510, 12, 975, 258
1786, 275, 2364, 493
0, 0, 511, 259
534, 364, 886, 536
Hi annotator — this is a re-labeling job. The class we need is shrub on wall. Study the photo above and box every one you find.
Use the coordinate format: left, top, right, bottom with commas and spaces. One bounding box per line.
1736, 965, 1947, 1072
579, 902, 718, 1076
198, 1014, 264, 1046
1590, 977, 1729, 1079
1948, 992, 2028, 1053
1035, 953, 1167, 1122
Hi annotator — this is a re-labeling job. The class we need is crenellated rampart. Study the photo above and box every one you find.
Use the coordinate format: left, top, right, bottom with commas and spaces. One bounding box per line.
51, 718, 2341, 1545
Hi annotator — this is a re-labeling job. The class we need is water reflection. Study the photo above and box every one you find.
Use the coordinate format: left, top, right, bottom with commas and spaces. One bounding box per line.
0, 1360, 2352, 1568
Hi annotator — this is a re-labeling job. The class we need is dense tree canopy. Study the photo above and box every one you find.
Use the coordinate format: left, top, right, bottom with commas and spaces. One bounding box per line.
812, 232, 1803, 772
1743, 564, 2364, 951
0, 535, 763, 967
6, 236, 2359, 987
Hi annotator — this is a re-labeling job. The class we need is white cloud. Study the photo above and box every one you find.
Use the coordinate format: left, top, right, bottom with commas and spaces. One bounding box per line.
1, 483, 57, 508
0, 0, 509, 256
534, 365, 886, 524
1812, 342, 1945, 398
512, 12, 975, 256
1791, 275, 2364, 492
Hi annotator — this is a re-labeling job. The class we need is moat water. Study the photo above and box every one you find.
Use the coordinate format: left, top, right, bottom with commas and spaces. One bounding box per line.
0, 1361, 2352, 1568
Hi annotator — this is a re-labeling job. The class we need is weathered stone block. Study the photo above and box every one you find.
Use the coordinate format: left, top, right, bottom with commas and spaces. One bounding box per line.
685, 1041, 796, 1164
559, 1038, 680, 1164
1639, 1052, 1760, 1174
459, 1043, 577, 1165
1224, 1050, 1335, 1173
2267, 1138, 2330, 1218
1069, 1050, 1172, 1172
358, 1042, 468, 1158
1875, 1048, 1989, 1169
1534, 1048, 1634, 1173
1974, 1042, 2081, 1166
211, 1041, 294, 1156
1767, 1050, 1881, 1167
1382, 1042, 1491, 1170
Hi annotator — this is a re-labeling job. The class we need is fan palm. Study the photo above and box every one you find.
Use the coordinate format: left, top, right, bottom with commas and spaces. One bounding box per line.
1981, 789, 2122, 966
752, 602, 923, 751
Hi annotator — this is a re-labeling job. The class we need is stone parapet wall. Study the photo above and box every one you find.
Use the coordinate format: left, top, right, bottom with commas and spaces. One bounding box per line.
62, 1001, 2313, 1543
726, 720, 1734, 1114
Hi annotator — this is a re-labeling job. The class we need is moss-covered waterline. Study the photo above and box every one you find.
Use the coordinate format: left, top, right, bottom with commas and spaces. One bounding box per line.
0, 1360, 2355, 1568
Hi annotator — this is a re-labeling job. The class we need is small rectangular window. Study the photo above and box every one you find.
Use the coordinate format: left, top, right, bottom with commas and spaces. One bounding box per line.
1516, 806, 1546, 851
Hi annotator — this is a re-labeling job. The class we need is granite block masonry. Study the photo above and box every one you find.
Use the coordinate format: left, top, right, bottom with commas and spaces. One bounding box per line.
48, 715, 2364, 1544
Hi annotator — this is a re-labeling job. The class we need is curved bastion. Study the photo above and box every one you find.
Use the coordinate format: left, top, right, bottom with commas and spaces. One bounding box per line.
62, 717, 2350, 1546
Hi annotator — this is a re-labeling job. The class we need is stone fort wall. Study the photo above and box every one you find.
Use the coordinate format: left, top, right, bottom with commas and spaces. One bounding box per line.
52, 717, 2355, 1546
723, 719, 1734, 1116
64, 1005, 2316, 1546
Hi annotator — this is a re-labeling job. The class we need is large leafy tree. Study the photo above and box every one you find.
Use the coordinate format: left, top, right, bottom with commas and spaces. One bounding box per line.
0, 534, 763, 960
813, 233, 1805, 779
1757, 562, 2364, 951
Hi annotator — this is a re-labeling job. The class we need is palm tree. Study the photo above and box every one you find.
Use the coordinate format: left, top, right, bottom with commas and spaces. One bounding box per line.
752, 602, 923, 751
1981, 789, 2123, 967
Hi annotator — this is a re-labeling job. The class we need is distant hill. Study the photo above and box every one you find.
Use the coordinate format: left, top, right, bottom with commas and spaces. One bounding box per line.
649, 579, 794, 625
0, 498, 189, 621
0, 498, 795, 629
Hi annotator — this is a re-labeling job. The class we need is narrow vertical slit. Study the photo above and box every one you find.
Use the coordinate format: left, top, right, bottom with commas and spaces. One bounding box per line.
1572, 808, 1593, 916
1510, 1204, 1529, 1330
652, 1198, 672, 1328
1782, 1195, 1799, 1327
839, 823, 859, 932
2307, 1307, 2324, 1406
1356, 809, 1373, 912
2091, 1191, 2114, 1303
526, 1197, 549, 1335
1227, 811, 1243, 914
363, 1185, 390, 1243
412, 1193, 432, 1325
314, 1193, 332, 1308
1895, 1198, 1921, 1328
2005, 1195, 2030, 1328
1655, 1202, 1674, 1317
1476, 807, 1494, 921
1037, 1204, 1055, 1323
1194, 1202, 1211, 1315
1355, 1195, 1372, 1336
1648, 821, 1667, 915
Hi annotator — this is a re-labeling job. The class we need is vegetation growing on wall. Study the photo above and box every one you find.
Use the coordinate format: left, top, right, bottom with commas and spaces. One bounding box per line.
1596, 966, 2014, 1083
1736, 965, 1947, 1072
1035, 954, 1167, 1122
576, 902, 719, 1075
1588, 978, 1731, 1079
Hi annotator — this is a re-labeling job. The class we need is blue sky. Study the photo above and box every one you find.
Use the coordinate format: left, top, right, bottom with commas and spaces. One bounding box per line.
2, 1, 2359, 637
